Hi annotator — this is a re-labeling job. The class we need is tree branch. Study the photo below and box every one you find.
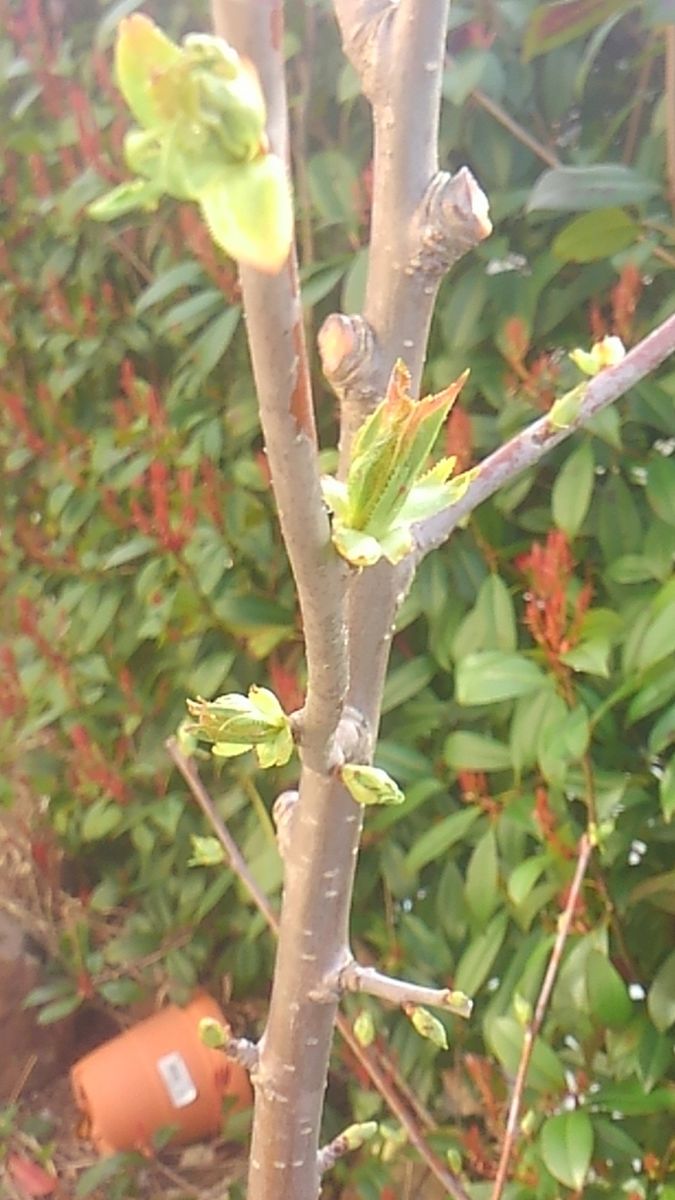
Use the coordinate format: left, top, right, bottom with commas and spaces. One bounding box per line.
338, 960, 473, 1017
490, 834, 592, 1200
210, 0, 348, 769
414, 311, 675, 561
168, 741, 463, 1198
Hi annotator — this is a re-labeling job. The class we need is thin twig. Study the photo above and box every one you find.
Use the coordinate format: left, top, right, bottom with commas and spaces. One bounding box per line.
166, 738, 279, 934
650, 242, 675, 269
339, 960, 472, 1017
374, 1042, 436, 1132
470, 85, 559, 168
153, 1157, 208, 1199
490, 833, 592, 1200
338, 1020, 472, 1200
8, 1055, 37, 1105
167, 740, 463, 1198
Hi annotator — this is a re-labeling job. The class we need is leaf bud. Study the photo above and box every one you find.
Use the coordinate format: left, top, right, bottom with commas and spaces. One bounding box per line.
340, 763, 405, 808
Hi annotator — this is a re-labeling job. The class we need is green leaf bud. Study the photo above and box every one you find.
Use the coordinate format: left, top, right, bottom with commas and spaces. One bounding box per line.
405, 1004, 448, 1050
198, 1015, 230, 1048
188, 835, 226, 868
340, 763, 405, 807
338, 1121, 379, 1152
353, 1010, 376, 1047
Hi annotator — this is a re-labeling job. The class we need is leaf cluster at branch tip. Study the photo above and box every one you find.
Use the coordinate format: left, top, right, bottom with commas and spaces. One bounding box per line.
88, 15, 292, 272
186, 685, 293, 767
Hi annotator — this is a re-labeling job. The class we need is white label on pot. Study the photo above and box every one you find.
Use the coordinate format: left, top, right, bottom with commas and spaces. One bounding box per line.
157, 1052, 198, 1108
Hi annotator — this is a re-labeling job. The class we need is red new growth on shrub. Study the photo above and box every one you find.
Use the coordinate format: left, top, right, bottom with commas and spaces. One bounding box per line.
445, 403, 473, 473
516, 530, 592, 666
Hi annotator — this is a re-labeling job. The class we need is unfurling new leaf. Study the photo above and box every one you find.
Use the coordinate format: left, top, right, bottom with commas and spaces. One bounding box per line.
322, 359, 473, 566
88, 15, 292, 272
548, 383, 586, 431
549, 336, 626, 429
186, 685, 293, 767
569, 335, 625, 377
340, 763, 405, 807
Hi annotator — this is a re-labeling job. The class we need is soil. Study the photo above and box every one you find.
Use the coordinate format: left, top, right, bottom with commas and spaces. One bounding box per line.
0, 799, 247, 1200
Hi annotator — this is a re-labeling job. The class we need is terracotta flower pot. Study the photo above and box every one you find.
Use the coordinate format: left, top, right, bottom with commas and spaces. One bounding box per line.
70, 993, 252, 1155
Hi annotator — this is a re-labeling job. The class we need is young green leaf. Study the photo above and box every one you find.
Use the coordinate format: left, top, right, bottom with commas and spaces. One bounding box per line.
88, 179, 160, 221
115, 14, 182, 129
187, 686, 293, 766
323, 360, 469, 566
540, 1110, 593, 1191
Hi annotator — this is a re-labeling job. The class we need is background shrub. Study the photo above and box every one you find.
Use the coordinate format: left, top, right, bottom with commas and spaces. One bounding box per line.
1, 1, 674, 1194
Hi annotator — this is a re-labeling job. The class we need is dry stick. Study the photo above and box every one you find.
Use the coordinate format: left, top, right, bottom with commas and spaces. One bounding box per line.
167, 739, 467, 1200
490, 834, 593, 1200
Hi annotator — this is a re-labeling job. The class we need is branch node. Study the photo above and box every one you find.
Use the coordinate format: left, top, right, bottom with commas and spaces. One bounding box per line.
318, 313, 380, 405
311, 948, 355, 1003
329, 704, 371, 770
229, 1036, 260, 1073
409, 168, 492, 278
272, 789, 298, 860
335, 1, 394, 100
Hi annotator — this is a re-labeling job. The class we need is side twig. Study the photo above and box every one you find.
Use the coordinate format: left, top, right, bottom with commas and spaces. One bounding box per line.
414, 311, 675, 560
338, 960, 473, 1018
168, 740, 464, 1199
490, 834, 592, 1200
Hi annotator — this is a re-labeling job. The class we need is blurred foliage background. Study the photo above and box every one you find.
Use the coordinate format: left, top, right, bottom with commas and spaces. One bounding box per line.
1, 0, 675, 1196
